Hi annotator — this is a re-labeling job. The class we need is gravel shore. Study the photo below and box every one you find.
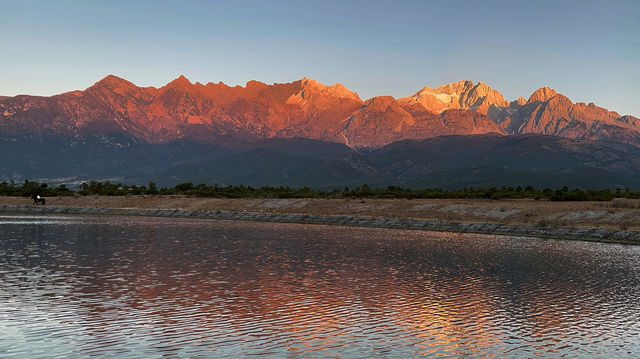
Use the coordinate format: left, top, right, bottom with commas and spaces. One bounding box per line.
1, 195, 639, 244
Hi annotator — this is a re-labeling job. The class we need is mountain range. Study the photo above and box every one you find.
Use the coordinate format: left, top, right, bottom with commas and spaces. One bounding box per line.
1, 75, 639, 188
2, 75, 639, 148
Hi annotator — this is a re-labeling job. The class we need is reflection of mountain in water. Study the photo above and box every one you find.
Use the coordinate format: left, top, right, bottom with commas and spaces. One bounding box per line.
2, 217, 639, 357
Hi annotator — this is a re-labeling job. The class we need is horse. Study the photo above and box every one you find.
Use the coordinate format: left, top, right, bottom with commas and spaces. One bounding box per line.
30, 194, 46, 205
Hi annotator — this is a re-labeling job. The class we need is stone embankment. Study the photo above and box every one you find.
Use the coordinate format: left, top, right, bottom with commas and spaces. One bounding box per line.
2, 204, 639, 245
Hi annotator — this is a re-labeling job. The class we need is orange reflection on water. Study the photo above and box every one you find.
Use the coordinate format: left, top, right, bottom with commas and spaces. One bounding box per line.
5, 219, 638, 357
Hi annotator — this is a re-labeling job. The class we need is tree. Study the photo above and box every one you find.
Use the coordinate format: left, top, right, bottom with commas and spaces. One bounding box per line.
147, 181, 158, 195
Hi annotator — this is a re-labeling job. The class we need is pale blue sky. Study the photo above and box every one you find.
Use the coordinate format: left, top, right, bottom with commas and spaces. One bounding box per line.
1, 0, 638, 115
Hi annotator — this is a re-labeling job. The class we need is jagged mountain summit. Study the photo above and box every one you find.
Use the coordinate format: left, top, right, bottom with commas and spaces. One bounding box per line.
399, 80, 509, 114
1, 75, 639, 148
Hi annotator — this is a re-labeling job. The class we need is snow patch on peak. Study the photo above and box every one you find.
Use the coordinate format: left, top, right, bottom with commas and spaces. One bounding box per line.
415, 86, 460, 103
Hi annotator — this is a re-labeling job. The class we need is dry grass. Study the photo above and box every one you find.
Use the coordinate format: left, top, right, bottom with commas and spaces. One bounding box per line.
607, 198, 640, 209
2, 195, 639, 231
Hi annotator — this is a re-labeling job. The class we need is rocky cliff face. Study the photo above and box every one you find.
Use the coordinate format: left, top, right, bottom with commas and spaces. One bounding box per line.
488, 87, 640, 145
1, 75, 638, 148
399, 81, 640, 146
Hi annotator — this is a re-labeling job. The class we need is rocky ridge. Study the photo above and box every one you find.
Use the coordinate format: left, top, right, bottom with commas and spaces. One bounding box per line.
1, 75, 638, 148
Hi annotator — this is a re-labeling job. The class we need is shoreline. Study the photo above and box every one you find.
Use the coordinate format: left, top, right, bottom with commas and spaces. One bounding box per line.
2, 204, 639, 245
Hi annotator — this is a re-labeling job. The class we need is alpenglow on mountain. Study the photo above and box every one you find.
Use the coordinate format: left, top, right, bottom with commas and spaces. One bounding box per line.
1, 75, 639, 148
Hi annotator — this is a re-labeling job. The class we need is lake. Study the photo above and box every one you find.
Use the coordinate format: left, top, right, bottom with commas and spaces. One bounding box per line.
1, 214, 639, 358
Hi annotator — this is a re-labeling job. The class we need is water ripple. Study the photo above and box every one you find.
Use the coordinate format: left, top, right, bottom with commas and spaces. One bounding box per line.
1, 215, 639, 358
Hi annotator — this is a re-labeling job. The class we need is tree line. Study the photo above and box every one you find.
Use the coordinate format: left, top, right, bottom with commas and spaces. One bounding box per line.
2, 180, 640, 201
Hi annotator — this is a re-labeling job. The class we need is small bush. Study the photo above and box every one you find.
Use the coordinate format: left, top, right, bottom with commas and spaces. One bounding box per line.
609, 198, 639, 209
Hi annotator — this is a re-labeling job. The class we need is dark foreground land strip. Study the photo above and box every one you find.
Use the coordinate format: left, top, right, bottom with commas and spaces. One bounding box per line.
2, 204, 639, 245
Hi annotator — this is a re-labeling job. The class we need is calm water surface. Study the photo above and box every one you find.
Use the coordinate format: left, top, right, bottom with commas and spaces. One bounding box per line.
1, 214, 639, 358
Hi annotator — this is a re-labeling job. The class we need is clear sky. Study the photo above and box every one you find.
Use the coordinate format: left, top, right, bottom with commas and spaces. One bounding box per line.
1, 0, 639, 116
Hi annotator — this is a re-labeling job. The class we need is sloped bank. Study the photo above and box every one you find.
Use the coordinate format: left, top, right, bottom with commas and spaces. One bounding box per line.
1, 204, 639, 245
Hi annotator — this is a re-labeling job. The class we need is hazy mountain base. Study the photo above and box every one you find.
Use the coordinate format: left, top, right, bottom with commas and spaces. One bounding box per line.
2, 134, 640, 189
